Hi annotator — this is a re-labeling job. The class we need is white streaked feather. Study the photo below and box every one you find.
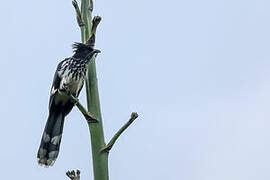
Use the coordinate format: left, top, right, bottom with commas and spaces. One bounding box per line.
51, 135, 62, 145
42, 132, 50, 142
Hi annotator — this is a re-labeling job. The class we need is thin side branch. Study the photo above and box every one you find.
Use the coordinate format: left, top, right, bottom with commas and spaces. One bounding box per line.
89, 0, 93, 12
91, 16, 101, 36
66, 170, 80, 180
72, 0, 84, 27
69, 94, 99, 123
58, 90, 98, 122
86, 16, 101, 48
101, 112, 139, 153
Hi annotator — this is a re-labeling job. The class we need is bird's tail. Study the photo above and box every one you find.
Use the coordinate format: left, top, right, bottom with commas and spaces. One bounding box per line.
37, 110, 65, 167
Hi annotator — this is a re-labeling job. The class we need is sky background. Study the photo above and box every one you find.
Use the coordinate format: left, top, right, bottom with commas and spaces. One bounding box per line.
1, 0, 270, 179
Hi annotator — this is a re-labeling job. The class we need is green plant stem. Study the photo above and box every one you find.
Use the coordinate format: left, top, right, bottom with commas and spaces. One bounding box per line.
81, 0, 91, 41
80, 1, 109, 180
72, 1, 138, 180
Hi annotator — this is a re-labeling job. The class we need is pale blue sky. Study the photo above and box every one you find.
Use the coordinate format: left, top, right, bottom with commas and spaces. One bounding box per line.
1, 0, 270, 179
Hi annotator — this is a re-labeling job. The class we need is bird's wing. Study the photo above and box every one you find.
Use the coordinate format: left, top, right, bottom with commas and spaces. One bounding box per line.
48, 59, 68, 109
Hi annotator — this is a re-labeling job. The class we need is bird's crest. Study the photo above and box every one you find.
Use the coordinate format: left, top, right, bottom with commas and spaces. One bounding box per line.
72, 42, 92, 53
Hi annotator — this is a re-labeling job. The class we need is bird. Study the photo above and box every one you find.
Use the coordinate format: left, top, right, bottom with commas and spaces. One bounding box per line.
37, 42, 101, 167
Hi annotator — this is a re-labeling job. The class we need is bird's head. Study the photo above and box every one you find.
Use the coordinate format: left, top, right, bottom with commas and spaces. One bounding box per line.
72, 42, 101, 59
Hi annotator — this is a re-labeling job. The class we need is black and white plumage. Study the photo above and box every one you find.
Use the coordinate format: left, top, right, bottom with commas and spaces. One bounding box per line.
37, 42, 100, 167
